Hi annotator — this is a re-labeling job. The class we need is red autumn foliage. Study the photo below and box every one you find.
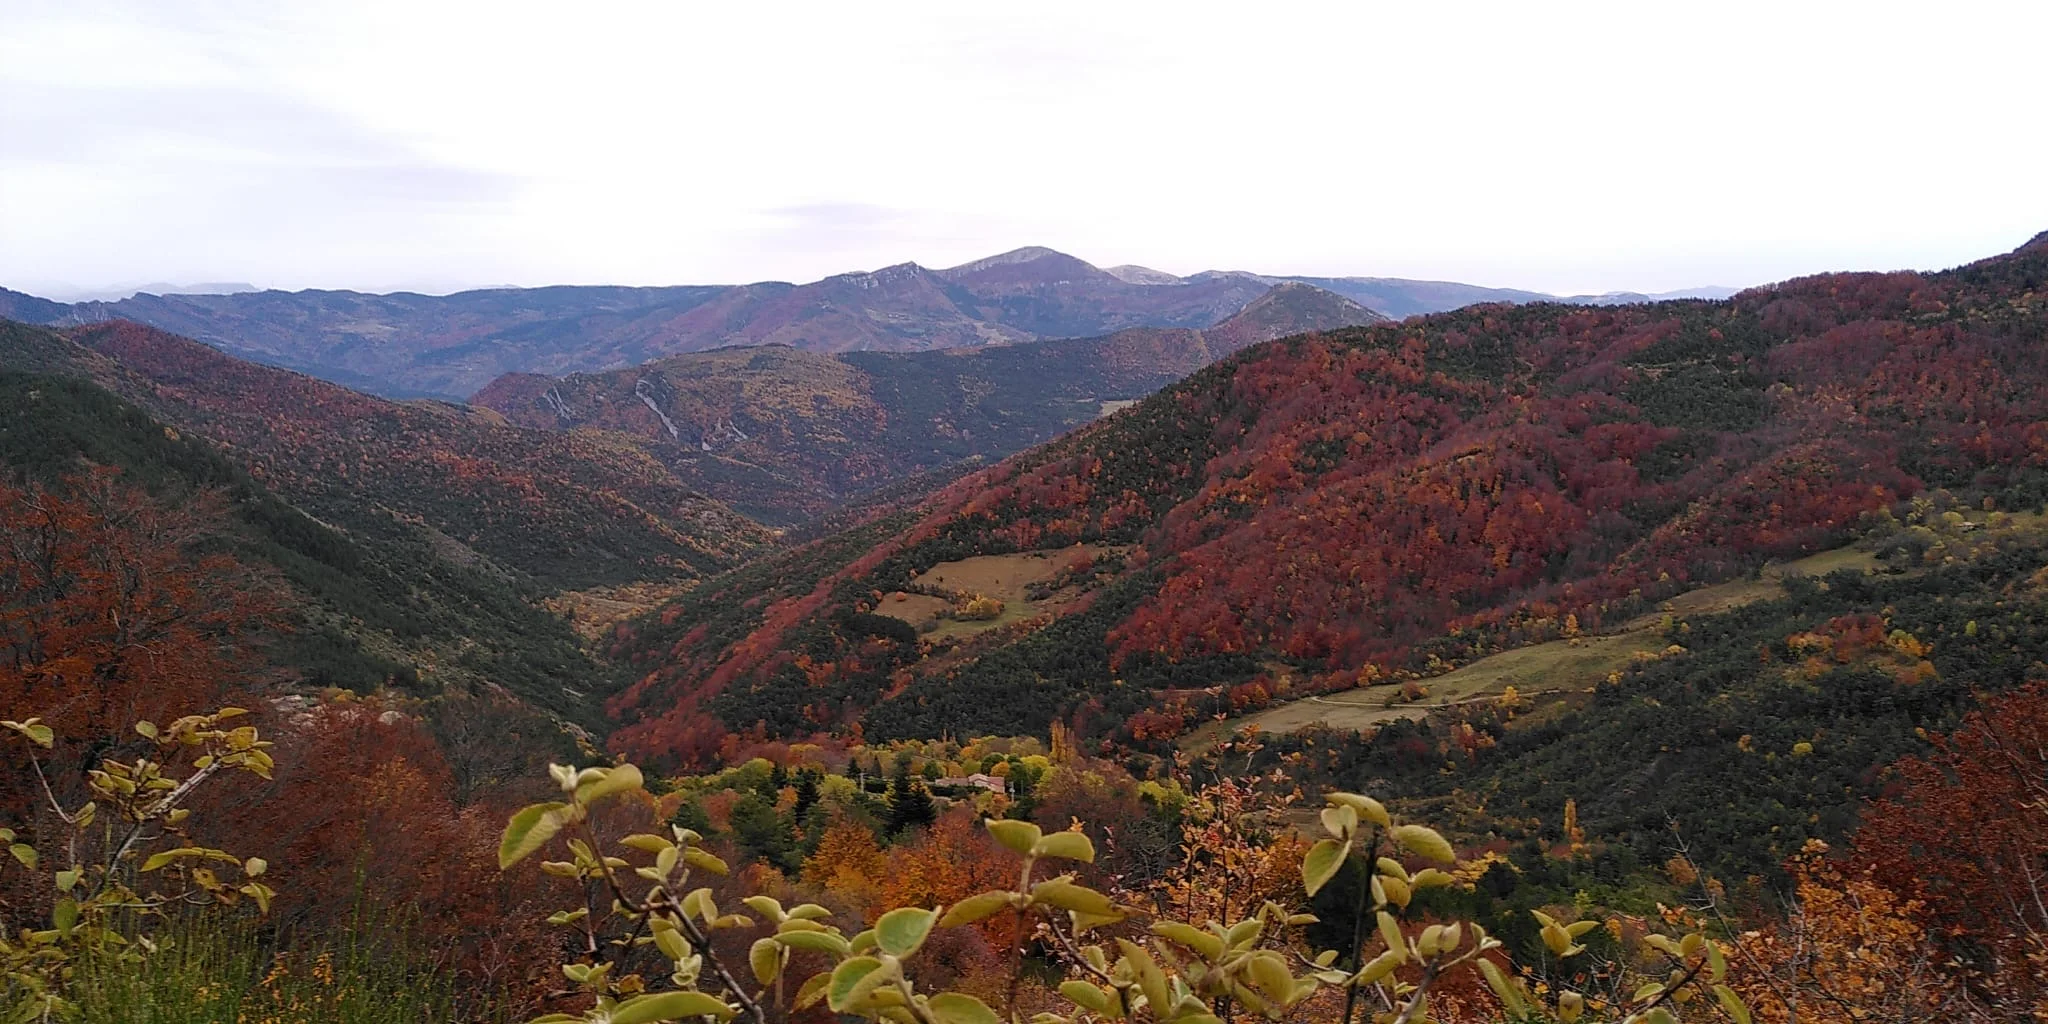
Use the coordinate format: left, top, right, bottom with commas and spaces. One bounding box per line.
197, 698, 562, 998
61, 320, 768, 587
605, 240, 2048, 755
0, 469, 280, 755
1850, 683, 2048, 1017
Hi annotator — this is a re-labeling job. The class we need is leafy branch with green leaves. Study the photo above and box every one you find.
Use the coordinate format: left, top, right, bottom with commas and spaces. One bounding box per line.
500, 764, 1757, 1024
1, 710, 278, 1023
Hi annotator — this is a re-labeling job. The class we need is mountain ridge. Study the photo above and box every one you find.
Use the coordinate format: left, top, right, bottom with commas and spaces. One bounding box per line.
0, 318, 774, 591
9, 247, 1742, 399
471, 281, 1388, 522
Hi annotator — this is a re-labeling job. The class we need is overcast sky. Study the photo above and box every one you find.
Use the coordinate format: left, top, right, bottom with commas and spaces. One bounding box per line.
3, 0, 2044, 298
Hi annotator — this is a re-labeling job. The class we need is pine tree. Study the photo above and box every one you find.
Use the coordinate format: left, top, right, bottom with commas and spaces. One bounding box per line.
884, 764, 937, 838
730, 792, 799, 873
793, 768, 821, 821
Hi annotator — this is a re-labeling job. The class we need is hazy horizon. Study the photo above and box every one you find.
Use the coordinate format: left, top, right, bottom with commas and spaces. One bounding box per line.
6, 1, 2045, 298
13, 247, 1761, 305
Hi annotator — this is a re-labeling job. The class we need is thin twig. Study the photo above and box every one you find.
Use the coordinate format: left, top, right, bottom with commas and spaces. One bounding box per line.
578, 819, 766, 1024
93, 756, 224, 902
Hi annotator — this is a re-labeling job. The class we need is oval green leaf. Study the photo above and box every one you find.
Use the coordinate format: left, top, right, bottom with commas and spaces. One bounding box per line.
750, 937, 781, 986
609, 990, 735, 1024
1115, 938, 1171, 1014
497, 802, 571, 869
938, 891, 1013, 929
827, 957, 885, 1012
775, 929, 851, 956
1714, 984, 1752, 1024
1030, 879, 1119, 918
1058, 981, 1112, 1014
1327, 792, 1390, 828
986, 819, 1042, 856
875, 906, 937, 958
1301, 838, 1346, 897
573, 763, 645, 806
52, 898, 78, 936
1151, 921, 1224, 960
794, 971, 832, 1011
1391, 824, 1456, 865
927, 992, 1002, 1024
1031, 830, 1096, 863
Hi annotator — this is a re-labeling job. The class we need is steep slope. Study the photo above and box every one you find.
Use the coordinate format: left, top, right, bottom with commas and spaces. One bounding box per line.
0, 286, 69, 324
600, 233, 2048, 766
0, 333, 622, 727
473, 283, 1386, 521
1258, 517, 2048, 881
9, 319, 773, 591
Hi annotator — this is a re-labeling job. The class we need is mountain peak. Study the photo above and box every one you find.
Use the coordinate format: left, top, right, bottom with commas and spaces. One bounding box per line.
940, 246, 1094, 276
1203, 282, 1387, 352
2019, 229, 2048, 254
830, 261, 930, 283
1103, 264, 1181, 286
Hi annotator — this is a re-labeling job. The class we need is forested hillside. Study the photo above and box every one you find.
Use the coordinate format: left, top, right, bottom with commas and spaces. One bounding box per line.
4, 320, 772, 591
0, 366, 616, 729
606, 232, 2048, 776
474, 282, 1384, 521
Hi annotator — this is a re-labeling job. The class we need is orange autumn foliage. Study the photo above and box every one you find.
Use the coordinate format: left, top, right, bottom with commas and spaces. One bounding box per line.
1725, 840, 1961, 1023
874, 808, 1017, 922
1153, 774, 1309, 926
801, 818, 887, 910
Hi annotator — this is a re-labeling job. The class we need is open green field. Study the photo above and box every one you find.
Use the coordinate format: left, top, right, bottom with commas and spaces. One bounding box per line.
1235, 629, 1670, 736
1189, 543, 1892, 748
879, 546, 1121, 639
1634, 545, 1879, 626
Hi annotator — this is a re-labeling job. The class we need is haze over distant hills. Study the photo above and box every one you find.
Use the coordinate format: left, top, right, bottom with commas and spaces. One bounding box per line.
2, 247, 1736, 399
473, 279, 1386, 522
26, 282, 265, 303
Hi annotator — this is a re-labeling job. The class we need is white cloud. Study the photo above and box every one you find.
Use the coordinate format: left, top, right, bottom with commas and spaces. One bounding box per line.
3, 0, 2044, 296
